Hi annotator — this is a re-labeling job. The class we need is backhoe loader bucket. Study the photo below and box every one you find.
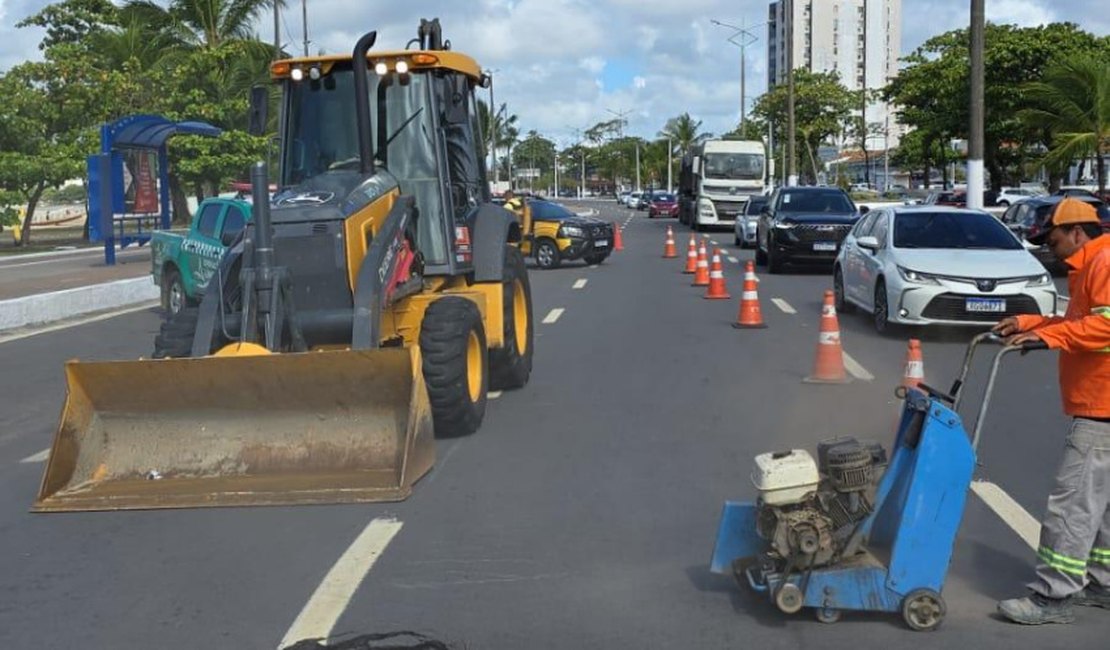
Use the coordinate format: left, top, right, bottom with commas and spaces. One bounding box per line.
33, 347, 435, 511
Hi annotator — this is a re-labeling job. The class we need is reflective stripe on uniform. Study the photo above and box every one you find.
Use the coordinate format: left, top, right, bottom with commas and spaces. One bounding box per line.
1038, 546, 1088, 576
1091, 547, 1110, 565
1093, 306, 1110, 352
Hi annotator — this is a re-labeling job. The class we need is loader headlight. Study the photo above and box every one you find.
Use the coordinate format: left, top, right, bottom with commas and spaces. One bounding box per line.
395, 60, 410, 74
560, 225, 585, 238
1026, 273, 1051, 287
308, 65, 322, 81
897, 266, 940, 285
374, 62, 389, 76
290, 67, 305, 81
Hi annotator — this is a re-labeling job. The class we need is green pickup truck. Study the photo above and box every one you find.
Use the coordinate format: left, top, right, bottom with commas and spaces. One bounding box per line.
151, 197, 251, 314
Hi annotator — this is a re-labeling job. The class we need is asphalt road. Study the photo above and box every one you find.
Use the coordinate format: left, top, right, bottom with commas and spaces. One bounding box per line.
0, 246, 150, 300
0, 199, 1105, 649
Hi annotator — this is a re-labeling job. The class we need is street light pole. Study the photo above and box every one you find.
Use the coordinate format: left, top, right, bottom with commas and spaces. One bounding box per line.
668, 136, 673, 194
711, 19, 766, 134
968, 0, 985, 209
272, 3, 280, 57
301, 0, 309, 57
606, 107, 633, 190
785, 0, 797, 186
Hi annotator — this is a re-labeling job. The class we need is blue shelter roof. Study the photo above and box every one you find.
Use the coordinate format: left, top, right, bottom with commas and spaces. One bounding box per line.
102, 114, 222, 150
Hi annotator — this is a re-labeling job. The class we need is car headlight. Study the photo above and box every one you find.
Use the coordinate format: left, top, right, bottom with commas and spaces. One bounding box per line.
560, 226, 584, 238
1027, 273, 1052, 287
897, 266, 941, 285
773, 221, 795, 230
698, 202, 714, 216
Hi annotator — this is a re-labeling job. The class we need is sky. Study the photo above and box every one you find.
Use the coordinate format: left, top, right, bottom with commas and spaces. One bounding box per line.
0, 0, 1107, 146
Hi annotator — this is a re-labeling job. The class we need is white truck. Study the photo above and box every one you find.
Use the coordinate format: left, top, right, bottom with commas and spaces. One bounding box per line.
680, 138, 766, 231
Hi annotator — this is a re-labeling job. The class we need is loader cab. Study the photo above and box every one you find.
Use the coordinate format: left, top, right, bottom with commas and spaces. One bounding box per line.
269, 50, 490, 277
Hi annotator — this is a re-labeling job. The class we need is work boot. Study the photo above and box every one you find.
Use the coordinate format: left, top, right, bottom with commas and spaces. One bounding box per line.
997, 592, 1075, 625
1074, 584, 1110, 609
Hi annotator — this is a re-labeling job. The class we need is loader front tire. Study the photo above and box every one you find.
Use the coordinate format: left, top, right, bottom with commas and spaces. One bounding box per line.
489, 246, 533, 391
420, 297, 488, 438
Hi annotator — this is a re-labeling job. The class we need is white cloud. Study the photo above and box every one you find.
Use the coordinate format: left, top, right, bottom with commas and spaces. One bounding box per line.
579, 56, 606, 74
632, 75, 647, 89
986, 0, 1057, 26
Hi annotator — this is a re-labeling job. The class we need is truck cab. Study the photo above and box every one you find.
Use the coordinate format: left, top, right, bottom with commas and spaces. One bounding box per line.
691, 139, 766, 231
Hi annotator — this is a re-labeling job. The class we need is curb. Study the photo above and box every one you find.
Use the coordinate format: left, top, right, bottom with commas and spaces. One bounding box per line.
0, 277, 160, 333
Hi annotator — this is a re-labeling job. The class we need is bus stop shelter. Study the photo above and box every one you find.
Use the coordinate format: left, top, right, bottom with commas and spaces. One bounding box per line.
87, 114, 221, 265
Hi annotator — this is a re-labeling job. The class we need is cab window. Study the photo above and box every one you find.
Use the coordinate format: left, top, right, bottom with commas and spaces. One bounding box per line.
195, 203, 223, 239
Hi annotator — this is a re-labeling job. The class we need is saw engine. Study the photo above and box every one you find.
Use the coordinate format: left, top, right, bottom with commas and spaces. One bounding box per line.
753, 438, 887, 568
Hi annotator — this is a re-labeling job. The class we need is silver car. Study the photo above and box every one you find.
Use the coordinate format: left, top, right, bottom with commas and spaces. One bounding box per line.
734, 195, 769, 248
833, 206, 1056, 334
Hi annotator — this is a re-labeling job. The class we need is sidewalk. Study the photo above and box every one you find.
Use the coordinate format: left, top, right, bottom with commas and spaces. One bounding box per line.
0, 247, 158, 333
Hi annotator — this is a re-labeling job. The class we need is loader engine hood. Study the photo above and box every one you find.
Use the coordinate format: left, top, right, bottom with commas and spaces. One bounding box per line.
271, 169, 399, 224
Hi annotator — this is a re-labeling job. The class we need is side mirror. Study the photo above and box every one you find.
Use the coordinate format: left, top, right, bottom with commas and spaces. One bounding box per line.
858, 205, 871, 215
857, 235, 880, 251
248, 85, 269, 136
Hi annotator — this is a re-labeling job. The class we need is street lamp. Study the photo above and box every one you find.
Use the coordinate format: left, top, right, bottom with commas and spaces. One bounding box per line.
968, 0, 985, 209
711, 18, 767, 134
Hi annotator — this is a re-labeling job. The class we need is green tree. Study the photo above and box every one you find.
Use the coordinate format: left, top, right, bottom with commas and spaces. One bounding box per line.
658, 113, 712, 156
885, 22, 1108, 190
751, 70, 854, 185
513, 131, 555, 191
1020, 54, 1110, 196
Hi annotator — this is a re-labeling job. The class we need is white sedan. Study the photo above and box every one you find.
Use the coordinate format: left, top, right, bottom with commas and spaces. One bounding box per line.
833, 206, 1057, 334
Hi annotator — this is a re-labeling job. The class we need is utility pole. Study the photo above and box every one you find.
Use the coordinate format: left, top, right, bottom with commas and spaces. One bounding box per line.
768, 120, 775, 188
860, 0, 869, 187
668, 136, 673, 194
272, 3, 280, 57
786, 0, 797, 186
301, 0, 309, 57
968, 0, 985, 210
635, 141, 641, 193
553, 139, 559, 197
711, 18, 766, 134
606, 107, 633, 190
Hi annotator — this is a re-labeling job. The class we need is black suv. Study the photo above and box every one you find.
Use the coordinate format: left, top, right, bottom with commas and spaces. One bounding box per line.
756, 187, 864, 273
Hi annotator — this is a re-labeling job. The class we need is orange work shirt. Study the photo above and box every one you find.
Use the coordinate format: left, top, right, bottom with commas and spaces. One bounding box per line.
1016, 235, 1110, 418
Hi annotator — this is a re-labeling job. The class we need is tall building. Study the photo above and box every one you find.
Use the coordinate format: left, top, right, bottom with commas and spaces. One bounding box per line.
767, 0, 902, 148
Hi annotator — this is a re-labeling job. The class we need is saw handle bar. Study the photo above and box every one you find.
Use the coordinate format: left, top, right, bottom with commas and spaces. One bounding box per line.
938, 332, 1047, 451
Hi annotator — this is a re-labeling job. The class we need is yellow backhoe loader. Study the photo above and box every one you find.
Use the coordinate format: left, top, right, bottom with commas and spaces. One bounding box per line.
34, 19, 533, 512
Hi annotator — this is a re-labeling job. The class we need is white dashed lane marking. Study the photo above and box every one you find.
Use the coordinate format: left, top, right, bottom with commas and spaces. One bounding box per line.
20, 448, 50, 463
770, 298, 796, 314
488, 391, 503, 400
572, 279, 588, 289
841, 352, 875, 382
542, 308, 565, 324
728, 257, 739, 264
971, 480, 1040, 550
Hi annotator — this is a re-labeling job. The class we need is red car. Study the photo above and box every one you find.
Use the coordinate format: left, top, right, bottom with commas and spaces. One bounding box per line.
648, 193, 678, 218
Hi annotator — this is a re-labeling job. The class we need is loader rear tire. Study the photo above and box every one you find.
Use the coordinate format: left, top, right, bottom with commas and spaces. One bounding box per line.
420, 297, 488, 438
489, 246, 533, 390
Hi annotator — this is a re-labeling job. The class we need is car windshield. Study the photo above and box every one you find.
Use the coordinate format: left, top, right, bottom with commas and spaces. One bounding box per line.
745, 198, 768, 215
703, 153, 764, 180
778, 190, 853, 213
529, 200, 576, 221
653, 194, 675, 202
893, 211, 1022, 249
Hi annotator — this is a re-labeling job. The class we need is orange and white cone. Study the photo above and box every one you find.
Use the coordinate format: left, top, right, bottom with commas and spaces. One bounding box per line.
901, 339, 925, 389
691, 240, 710, 287
663, 226, 677, 258
732, 261, 767, 328
683, 235, 698, 273
803, 290, 851, 384
613, 221, 624, 251
703, 249, 731, 299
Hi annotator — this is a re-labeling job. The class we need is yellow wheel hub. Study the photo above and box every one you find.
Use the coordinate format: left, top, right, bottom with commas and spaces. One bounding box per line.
466, 330, 483, 403
512, 279, 528, 355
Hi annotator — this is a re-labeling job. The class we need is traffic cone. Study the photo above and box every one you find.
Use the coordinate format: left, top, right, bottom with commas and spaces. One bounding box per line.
732, 261, 767, 328
692, 240, 710, 286
612, 221, 624, 251
683, 235, 698, 273
901, 339, 925, 389
663, 226, 677, 258
803, 290, 851, 384
703, 249, 731, 299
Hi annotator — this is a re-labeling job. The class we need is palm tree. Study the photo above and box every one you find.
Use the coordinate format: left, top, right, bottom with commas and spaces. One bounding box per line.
121, 0, 282, 51
658, 113, 712, 155
1020, 54, 1110, 196
477, 99, 520, 181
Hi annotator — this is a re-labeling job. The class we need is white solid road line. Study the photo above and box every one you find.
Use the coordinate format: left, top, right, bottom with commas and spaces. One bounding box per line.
0, 301, 159, 345
488, 391, 503, 399
572, 279, 588, 289
841, 351, 875, 382
770, 298, 796, 314
20, 448, 50, 463
542, 308, 564, 324
278, 518, 404, 649
971, 480, 1040, 550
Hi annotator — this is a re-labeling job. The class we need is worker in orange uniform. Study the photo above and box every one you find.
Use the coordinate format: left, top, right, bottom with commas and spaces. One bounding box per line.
994, 197, 1110, 624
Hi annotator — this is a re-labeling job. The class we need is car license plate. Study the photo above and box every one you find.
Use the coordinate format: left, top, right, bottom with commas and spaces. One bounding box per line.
594, 239, 609, 248
966, 298, 1006, 313
813, 242, 837, 252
